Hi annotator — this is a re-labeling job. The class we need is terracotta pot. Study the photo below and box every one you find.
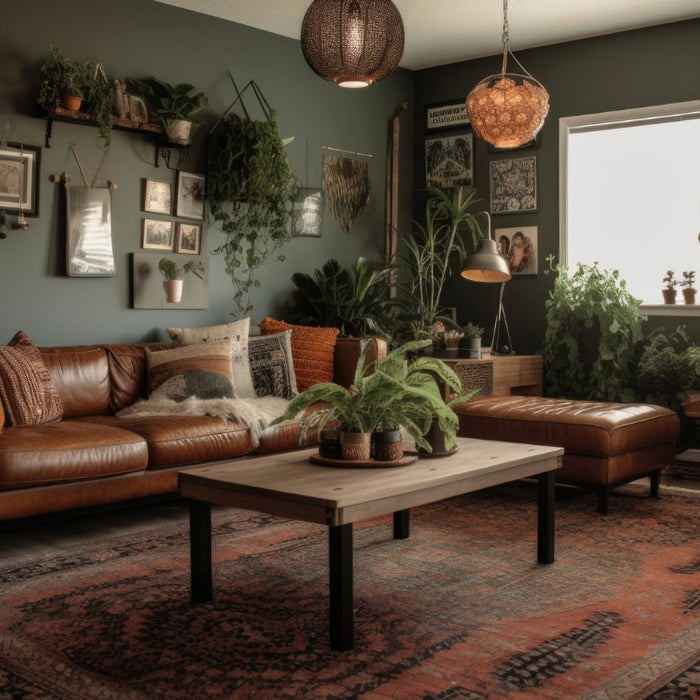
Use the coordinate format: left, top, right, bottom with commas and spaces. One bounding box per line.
164, 279, 183, 303
662, 288, 677, 304
682, 288, 696, 305
373, 429, 403, 461
60, 94, 82, 111
340, 431, 372, 461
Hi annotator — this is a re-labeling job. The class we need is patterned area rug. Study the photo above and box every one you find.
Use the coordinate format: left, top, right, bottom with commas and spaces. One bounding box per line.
2, 483, 700, 699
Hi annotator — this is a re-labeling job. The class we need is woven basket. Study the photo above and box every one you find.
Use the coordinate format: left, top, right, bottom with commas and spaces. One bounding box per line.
340, 432, 372, 461
452, 360, 493, 398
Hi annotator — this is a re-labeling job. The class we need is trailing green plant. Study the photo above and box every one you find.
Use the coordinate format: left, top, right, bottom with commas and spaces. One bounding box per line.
207, 110, 299, 316
290, 257, 401, 340
159, 257, 205, 280
271, 339, 476, 452
541, 262, 647, 401
397, 186, 482, 342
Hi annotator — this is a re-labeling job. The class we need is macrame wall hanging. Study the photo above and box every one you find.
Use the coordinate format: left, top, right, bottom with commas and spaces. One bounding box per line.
322, 151, 371, 233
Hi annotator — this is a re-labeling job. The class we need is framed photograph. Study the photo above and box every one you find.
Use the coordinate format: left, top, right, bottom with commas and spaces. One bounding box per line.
495, 226, 538, 276
426, 100, 470, 131
176, 171, 205, 219
175, 221, 201, 254
489, 156, 538, 214
143, 178, 172, 215
141, 218, 174, 250
425, 131, 473, 188
291, 188, 323, 237
0, 143, 40, 216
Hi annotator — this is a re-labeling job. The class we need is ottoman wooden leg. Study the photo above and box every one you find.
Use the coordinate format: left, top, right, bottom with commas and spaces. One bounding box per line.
650, 469, 661, 499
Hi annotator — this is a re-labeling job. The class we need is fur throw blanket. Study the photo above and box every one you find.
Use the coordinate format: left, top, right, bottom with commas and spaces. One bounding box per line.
117, 395, 292, 448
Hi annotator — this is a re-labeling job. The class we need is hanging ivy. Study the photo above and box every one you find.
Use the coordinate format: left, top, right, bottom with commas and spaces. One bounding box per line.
207, 110, 298, 316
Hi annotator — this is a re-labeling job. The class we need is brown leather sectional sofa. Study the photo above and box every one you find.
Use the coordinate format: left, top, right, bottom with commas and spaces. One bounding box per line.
0, 337, 385, 522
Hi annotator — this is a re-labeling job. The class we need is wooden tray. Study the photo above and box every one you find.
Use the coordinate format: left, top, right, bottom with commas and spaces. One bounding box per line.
309, 452, 419, 469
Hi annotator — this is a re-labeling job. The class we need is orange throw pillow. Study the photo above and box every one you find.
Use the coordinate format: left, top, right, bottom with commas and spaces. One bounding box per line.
260, 318, 339, 392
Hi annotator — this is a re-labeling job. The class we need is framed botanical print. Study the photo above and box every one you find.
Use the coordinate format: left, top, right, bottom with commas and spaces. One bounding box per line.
176, 171, 205, 219
489, 156, 538, 214
0, 143, 40, 216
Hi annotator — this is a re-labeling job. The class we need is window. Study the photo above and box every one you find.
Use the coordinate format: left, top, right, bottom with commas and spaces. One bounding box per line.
559, 101, 700, 313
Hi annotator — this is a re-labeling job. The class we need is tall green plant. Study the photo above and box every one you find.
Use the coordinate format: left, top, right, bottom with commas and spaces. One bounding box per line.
542, 262, 646, 401
208, 110, 298, 316
398, 186, 482, 340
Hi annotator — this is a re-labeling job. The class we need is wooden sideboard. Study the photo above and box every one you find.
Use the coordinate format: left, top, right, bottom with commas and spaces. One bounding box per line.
441, 351, 543, 397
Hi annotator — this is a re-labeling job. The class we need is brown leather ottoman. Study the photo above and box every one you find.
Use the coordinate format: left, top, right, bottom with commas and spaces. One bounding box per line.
454, 396, 680, 514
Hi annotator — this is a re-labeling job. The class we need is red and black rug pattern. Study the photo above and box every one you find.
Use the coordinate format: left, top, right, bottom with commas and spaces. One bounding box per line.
3, 484, 700, 699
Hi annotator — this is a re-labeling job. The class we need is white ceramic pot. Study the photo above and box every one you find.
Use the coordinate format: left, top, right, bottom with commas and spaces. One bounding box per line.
165, 119, 192, 145
164, 279, 183, 303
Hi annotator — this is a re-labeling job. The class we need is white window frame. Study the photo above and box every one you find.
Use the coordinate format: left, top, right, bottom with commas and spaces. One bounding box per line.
559, 101, 700, 317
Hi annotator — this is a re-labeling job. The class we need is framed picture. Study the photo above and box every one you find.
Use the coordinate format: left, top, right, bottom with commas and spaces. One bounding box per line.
489, 156, 538, 214
143, 178, 172, 215
0, 143, 40, 216
175, 221, 201, 254
66, 186, 115, 277
141, 218, 174, 250
425, 131, 473, 188
291, 188, 323, 237
131, 253, 209, 309
426, 100, 470, 131
495, 225, 538, 275
176, 171, 205, 219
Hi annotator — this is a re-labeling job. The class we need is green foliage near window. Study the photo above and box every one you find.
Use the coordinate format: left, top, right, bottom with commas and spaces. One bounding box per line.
207, 110, 298, 316
541, 262, 647, 401
290, 257, 401, 340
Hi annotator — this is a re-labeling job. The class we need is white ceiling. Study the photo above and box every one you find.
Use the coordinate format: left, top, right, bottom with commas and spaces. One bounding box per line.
155, 0, 700, 70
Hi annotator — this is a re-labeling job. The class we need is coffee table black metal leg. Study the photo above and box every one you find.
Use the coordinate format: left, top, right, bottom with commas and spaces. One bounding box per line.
329, 523, 353, 651
393, 509, 409, 539
536, 470, 555, 564
189, 499, 213, 602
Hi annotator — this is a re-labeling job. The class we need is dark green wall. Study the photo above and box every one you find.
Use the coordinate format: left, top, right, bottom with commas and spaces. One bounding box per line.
0, 0, 413, 346
414, 19, 700, 354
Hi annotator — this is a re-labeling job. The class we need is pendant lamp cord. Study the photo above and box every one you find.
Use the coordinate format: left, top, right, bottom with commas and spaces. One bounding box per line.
500, 0, 538, 82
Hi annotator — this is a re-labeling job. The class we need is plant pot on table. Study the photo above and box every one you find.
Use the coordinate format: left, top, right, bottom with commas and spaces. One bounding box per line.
340, 431, 372, 461
373, 429, 404, 461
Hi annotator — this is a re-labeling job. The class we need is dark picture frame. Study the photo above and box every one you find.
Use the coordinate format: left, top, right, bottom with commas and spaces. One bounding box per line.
175, 221, 202, 254
176, 171, 205, 220
141, 218, 173, 250
495, 225, 539, 276
291, 188, 323, 237
425, 100, 470, 131
0, 142, 40, 216
143, 178, 172, 215
425, 131, 474, 188
489, 156, 538, 214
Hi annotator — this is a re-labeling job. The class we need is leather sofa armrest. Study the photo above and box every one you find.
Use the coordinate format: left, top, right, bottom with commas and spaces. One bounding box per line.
333, 336, 388, 389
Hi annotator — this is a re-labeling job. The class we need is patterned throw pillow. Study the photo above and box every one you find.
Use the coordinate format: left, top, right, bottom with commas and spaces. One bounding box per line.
0, 331, 63, 426
247, 330, 298, 399
260, 318, 339, 392
167, 318, 255, 399
146, 340, 235, 402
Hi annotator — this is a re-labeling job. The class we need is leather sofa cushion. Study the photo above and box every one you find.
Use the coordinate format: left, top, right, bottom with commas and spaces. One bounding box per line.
0, 421, 148, 490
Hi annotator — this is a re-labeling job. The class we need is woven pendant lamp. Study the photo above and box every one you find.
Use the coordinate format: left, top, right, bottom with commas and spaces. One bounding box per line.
466, 0, 549, 149
301, 0, 405, 88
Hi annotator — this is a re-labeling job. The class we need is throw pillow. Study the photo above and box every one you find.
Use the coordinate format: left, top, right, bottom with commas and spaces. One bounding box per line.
260, 317, 339, 392
0, 330, 63, 426
247, 330, 298, 399
167, 318, 255, 399
146, 340, 235, 402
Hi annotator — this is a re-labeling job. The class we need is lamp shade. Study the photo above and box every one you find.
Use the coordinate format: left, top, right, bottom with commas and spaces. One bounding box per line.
461, 238, 512, 283
466, 73, 549, 149
301, 0, 404, 88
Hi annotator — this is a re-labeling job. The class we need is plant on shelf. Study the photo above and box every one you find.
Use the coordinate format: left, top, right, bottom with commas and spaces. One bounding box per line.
463, 322, 484, 339
463, 321, 485, 358
396, 186, 483, 344
662, 270, 678, 304
290, 257, 401, 341
680, 270, 696, 305
541, 261, 646, 402
271, 339, 476, 459
126, 76, 208, 144
208, 109, 299, 316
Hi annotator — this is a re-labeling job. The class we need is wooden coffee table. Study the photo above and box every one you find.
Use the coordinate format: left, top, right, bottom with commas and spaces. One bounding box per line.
178, 437, 563, 651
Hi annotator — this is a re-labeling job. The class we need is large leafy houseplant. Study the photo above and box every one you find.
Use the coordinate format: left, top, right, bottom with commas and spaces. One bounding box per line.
208, 110, 298, 316
541, 262, 647, 401
272, 339, 474, 452
397, 186, 483, 342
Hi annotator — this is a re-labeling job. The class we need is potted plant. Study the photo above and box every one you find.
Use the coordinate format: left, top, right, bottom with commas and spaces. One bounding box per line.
271, 339, 475, 460
680, 270, 696, 305
159, 257, 205, 303
463, 322, 485, 359
126, 76, 208, 144
662, 270, 678, 304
